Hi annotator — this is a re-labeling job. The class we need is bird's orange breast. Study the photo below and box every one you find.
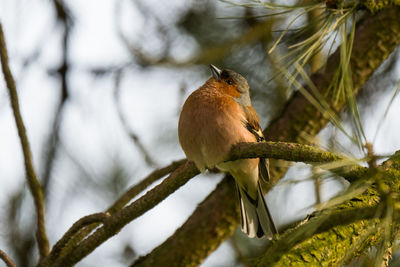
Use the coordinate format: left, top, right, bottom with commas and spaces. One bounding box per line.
178, 79, 256, 171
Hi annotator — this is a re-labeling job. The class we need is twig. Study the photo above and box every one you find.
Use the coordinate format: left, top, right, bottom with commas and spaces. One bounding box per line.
0, 249, 16, 267
121, 18, 275, 68
313, 168, 322, 205
0, 24, 49, 258
113, 70, 158, 167
39, 213, 110, 267
107, 159, 186, 213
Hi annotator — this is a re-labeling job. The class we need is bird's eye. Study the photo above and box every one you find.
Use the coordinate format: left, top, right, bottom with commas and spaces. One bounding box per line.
226, 79, 233, 85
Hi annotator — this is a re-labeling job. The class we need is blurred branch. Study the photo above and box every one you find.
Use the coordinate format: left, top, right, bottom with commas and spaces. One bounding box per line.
0, 249, 16, 267
131, 7, 400, 267
229, 233, 247, 266
264, 7, 400, 144
6, 190, 36, 266
122, 19, 273, 67
42, 0, 73, 195
0, 23, 49, 259
306, 0, 324, 73
113, 70, 158, 167
313, 168, 323, 205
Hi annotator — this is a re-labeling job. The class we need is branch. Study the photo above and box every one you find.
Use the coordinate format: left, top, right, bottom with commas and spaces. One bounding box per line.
230, 142, 367, 183
52, 161, 199, 266
123, 18, 274, 68
41, 0, 73, 195
48, 141, 346, 266
38, 159, 186, 266
0, 249, 16, 267
0, 24, 49, 259
229, 142, 342, 163
133, 7, 400, 266
133, 176, 239, 267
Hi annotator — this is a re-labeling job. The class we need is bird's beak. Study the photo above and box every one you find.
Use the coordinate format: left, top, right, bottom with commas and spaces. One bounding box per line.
210, 64, 222, 81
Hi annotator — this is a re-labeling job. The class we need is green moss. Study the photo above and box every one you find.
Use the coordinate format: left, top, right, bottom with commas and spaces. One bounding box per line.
362, 0, 400, 13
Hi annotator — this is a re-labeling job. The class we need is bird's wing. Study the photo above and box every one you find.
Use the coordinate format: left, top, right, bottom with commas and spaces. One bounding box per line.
243, 106, 270, 182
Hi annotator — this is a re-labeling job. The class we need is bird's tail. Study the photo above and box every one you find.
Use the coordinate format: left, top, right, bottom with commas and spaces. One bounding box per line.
237, 181, 278, 239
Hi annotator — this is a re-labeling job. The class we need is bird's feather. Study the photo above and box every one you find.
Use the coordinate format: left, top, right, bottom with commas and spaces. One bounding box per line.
259, 158, 270, 182
236, 181, 278, 238
242, 106, 270, 182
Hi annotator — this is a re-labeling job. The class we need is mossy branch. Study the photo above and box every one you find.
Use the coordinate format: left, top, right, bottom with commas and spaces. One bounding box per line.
257, 152, 400, 266
257, 203, 384, 266
361, 0, 400, 13
0, 24, 49, 259
230, 141, 342, 163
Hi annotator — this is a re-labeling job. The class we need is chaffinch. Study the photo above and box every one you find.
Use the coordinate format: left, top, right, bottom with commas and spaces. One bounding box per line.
178, 65, 278, 238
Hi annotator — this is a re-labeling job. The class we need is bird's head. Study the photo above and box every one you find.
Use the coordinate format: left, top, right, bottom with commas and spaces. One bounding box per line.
210, 64, 251, 106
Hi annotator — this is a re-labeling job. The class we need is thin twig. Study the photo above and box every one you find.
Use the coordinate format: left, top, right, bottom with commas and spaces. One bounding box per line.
107, 159, 186, 213
0, 249, 16, 267
39, 213, 110, 267
0, 23, 49, 258
113, 70, 158, 167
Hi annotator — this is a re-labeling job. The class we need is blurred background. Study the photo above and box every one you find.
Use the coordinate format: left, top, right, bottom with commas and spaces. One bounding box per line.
0, 0, 399, 266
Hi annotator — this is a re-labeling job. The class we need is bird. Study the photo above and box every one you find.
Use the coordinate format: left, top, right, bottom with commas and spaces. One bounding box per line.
178, 64, 278, 238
